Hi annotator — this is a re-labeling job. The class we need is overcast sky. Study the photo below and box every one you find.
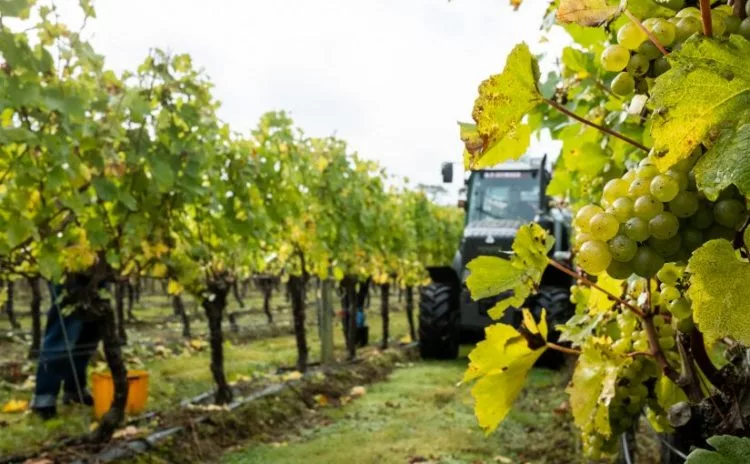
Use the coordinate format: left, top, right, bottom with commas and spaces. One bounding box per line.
57, 0, 565, 202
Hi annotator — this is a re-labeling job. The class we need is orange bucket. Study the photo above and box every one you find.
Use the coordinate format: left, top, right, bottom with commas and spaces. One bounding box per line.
91, 370, 150, 420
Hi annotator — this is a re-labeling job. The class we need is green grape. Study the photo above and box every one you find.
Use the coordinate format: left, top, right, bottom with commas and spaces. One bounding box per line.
618, 22, 648, 50
659, 336, 676, 350
612, 337, 632, 354
675, 16, 702, 42
676, 314, 695, 332
725, 15, 741, 34
633, 338, 649, 352
629, 177, 652, 198
705, 224, 735, 241
578, 240, 612, 274
657, 266, 679, 285
590, 212, 621, 241
638, 40, 662, 61
632, 246, 665, 278
713, 4, 732, 15
709, 12, 728, 37
648, 18, 677, 46
575, 204, 604, 232
636, 164, 660, 180
689, 202, 714, 229
634, 195, 664, 220
681, 227, 704, 252
639, 158, 655, 168
669, 191, 699, 218
624, 217, 650, 242
713, 198, 746, 229
575, 232, 593, 248
622, 169, 637, 184
607, 260, 634, 279
649, 235, 682, 257
649, 211, 680, 240
660, 285, 681, 302
744, 226, 750, 250
657, 0, 685, 9
666, 168, 689, 191
609, 197, 635, 223
669, 297, 691, 319
603, 178, 630, 203
627, 53, 650, 76
741, 18, 750, 39
609, 234, 638, 262
676, 7, 700, 18
601, 44, 631, 72
611, 72, 635, 96
650, 174, 680, 202
653, 57, 670, 76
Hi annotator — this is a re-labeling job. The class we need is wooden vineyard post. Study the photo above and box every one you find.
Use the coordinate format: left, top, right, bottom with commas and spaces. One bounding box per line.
320, 275, 335, 365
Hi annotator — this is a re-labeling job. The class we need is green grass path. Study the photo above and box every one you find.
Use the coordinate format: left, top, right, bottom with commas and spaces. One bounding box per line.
223, 352, 581, 464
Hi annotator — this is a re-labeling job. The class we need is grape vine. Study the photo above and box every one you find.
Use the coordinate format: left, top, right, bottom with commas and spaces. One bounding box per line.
461, 0, 750, 459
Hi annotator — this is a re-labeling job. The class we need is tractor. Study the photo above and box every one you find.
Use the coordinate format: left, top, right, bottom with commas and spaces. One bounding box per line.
418, 156, 574, 364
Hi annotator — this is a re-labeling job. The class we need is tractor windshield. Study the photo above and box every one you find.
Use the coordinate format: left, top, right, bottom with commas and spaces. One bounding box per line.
467, 171, 540, 223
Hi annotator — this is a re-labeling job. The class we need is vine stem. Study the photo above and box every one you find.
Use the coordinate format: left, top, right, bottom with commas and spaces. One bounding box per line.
546, 259, 646, 318
642, 313, 681, 384
624, 9, 669, 57
699, 0, 713, 37
546, 342, 581, 355
544, 98, 650, 152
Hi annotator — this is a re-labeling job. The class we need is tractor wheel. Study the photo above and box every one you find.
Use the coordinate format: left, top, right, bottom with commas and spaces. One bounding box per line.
528, 286, 573, 369
418, 283, 459, 360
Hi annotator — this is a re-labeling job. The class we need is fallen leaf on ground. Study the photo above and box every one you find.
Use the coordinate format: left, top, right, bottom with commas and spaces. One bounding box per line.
349, 386, 366, 398
113, 425, 139, 439
282, 371, 303, 382
2, 399, 28, 413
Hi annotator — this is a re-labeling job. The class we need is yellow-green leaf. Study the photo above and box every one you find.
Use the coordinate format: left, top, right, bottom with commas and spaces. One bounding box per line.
587, 274, 623, 314
567, 340, 630, 439
649, 36, 750, 171
694, 122, 750, 201
465, 224, 554, 320
464, 309, 548, 434
556, 0, 620, 26
687, 239, 750, 344
468, 43, 542, 170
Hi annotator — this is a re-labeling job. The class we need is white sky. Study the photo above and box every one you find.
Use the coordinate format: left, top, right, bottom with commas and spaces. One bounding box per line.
57, 0, 566, 203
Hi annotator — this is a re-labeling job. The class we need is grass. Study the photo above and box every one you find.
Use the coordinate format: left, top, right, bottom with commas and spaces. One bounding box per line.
222, 349, 583, 464
0, 289, 413, 458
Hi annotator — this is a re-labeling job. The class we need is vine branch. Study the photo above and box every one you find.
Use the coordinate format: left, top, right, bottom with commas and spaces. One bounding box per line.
544, 98, 650, 152
623, 9, 669, 57
699, 0, 713, 38
546, 259, 646, 318
546, 342, 580, 355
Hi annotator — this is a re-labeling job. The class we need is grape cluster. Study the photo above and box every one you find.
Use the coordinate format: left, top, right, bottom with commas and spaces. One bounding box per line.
602, 3, 750, 99
574, 155, 747, 279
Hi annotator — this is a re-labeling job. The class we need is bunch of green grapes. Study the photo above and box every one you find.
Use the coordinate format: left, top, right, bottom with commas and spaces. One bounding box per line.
573, 154, 748, 279
602, 2, 750, 100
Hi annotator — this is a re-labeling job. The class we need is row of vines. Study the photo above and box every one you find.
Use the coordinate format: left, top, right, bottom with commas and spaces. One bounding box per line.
460, 0, 750, 461
0, 0, 463, 442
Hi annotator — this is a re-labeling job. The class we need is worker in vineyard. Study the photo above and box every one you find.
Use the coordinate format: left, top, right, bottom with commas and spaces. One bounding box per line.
30, 274, 105, 420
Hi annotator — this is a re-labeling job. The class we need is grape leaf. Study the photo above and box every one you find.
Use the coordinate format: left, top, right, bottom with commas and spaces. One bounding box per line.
685, 435, 750, 463
463, 309, 548, 434
587, 274, 623, 314
465, 224, 554, 319
687, 239, 750, 344
649, 36, 750, 171
626, 0, 676, 19
556, 0, 620, 26
694, 122, 750, 201
567, 340, 630, 438
467, 43, 541, 170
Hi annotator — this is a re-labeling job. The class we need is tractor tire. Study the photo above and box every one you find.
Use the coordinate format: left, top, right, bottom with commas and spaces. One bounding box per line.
418, 283, 459, 360
527, 286, 573, 369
